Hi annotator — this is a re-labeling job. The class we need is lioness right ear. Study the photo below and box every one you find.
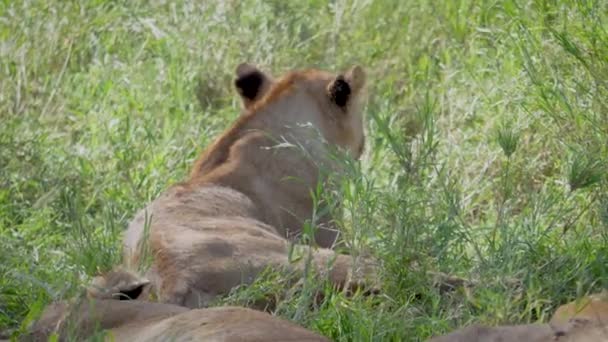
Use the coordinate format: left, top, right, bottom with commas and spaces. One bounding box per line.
327, 65, 366, 109
234, 63, 273, 109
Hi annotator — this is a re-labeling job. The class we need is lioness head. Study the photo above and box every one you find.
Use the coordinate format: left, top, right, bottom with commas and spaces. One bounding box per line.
191, 64, 367, 180
250, 65, 367, 159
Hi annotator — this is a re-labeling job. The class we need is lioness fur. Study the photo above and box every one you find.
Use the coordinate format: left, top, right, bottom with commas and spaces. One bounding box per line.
25, 269, 328, 342
550, 290, 608, 327
427, 291, 608, 342
123, 64, 372, 307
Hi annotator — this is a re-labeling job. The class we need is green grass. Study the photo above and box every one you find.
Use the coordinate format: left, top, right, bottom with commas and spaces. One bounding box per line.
1, 0, 607, 340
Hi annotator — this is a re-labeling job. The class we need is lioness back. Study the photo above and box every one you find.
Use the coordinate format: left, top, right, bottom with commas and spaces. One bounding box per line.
124, 185, 264, 261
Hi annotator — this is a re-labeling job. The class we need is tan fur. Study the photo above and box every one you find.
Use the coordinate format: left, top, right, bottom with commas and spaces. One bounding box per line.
123, 65, 373, 307
550, 290, 608, 326
428, 292, 608, 342
427, 321, 608, 342
25, 270, 328, 342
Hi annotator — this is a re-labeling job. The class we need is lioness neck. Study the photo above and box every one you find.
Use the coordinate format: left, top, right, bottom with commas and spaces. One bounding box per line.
187, 89, 334, 238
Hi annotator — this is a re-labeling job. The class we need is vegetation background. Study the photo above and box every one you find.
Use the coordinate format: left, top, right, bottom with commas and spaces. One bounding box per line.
1, 0, 607, 340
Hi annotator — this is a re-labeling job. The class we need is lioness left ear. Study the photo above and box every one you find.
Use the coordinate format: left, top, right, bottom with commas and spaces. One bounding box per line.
234, 63, 273, 109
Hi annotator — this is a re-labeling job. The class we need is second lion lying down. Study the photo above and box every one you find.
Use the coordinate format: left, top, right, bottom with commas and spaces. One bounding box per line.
122, 64, 373, 307
25, 269, 328, 341
428, 291, 608, 342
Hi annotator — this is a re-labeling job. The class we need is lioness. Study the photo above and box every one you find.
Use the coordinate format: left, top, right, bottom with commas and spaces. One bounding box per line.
427, 291, 608, 342
123, 64, 372, 307
550, 290, 608, 327
25, 269, 328, 342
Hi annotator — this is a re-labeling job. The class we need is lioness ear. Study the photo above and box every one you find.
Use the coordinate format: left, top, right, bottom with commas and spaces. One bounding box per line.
327, 65, 366, 108
234, 63, 273, 109
114, 280, 149, 301
87, 268, 150, 301
327, 76, 351, 107
345, 65, 366, 93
